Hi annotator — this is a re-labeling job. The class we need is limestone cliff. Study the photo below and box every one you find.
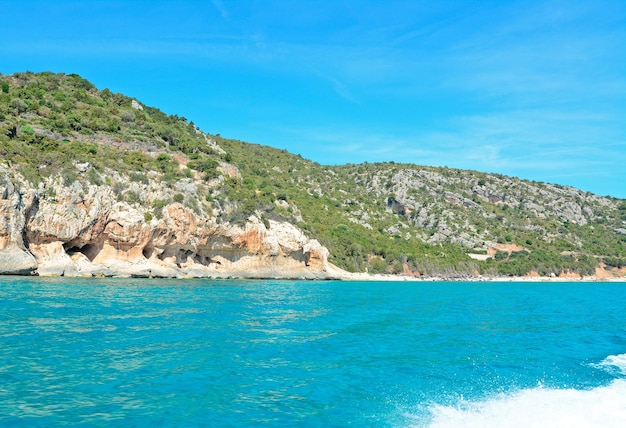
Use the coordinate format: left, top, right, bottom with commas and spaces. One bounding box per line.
0, 166, 341, 279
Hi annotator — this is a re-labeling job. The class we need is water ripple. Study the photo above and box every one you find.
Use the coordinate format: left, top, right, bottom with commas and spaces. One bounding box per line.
1, 278, 625, 426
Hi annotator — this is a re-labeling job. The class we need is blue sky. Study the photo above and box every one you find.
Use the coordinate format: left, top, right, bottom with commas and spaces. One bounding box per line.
1, 0, 624, 198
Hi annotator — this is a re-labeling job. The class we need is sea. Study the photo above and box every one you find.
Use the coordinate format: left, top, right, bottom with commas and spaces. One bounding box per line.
1, 277, 625, 427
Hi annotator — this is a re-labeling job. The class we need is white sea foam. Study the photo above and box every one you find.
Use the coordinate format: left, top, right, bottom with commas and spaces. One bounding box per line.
422, 380, 626, 428
593, 353, 626, 376
420, 354, 626, 428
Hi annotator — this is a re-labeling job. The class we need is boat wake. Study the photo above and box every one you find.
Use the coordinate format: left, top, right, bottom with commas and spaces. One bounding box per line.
416, 353, 626, 428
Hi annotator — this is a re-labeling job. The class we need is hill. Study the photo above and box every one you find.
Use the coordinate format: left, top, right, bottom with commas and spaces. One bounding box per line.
1, 71, 625, 278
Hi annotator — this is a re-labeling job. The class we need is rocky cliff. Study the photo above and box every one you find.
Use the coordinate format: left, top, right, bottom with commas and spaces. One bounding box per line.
0, 165, 339, 278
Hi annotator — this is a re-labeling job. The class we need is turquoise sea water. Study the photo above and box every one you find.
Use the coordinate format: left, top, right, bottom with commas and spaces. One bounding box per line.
1, 277, 625, 427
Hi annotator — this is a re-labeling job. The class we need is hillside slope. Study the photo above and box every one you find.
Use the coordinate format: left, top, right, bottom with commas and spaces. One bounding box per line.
1, 71, 625, 278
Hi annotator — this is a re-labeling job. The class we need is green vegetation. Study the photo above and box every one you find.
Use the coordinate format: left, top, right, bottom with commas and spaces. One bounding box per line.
2, 71, 625, 277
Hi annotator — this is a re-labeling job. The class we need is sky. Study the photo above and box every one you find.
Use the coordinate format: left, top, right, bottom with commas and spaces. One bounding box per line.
1, 0, 624, 198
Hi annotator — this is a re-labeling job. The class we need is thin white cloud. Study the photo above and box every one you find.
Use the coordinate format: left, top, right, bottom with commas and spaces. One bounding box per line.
211, 0, 230, 20
265, 101, 624, 192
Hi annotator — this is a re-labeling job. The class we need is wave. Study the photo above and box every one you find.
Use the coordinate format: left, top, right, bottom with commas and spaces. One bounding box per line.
592, 352, 626, 377
417, 354, 626, 428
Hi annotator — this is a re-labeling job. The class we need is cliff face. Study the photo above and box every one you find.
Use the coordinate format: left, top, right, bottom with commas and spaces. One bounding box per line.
0, 168, 338, 279
0, 179, 37, 274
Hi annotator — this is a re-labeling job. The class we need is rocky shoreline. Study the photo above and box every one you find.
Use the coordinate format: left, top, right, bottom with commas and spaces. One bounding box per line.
2, 167, 624, 282
0, 169, 344, 280
1, 271, 624, 282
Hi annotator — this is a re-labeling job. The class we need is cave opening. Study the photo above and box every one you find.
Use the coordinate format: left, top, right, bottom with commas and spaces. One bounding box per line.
63, 243, 96, 261
142, 246, 154, 260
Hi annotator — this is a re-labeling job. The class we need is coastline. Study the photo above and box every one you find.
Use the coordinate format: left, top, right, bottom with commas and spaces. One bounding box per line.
5, 270, 624, 282
338, 272, 626, 283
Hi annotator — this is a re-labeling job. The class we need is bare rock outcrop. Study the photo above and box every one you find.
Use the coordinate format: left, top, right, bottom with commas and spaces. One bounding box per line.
0, 170, 342, 279
0, 178, 37, 274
